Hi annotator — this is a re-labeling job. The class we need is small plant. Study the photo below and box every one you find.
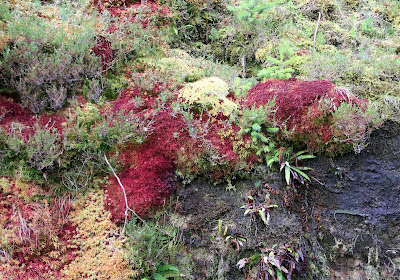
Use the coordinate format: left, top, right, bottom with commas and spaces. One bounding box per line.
257, 41, 303, 81
225, 235, 247, 251
241, 189, 278, 226
126, 215, 188, 279
151, 264, 180, 280
238, 100, 279, 155
267, 147, 315, 191
237, 244, 310, 280
212, 220, 246, 251
228, 0, 282, 24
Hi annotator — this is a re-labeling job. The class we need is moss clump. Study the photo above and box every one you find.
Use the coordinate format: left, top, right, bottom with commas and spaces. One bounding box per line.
179, 77, 238, 117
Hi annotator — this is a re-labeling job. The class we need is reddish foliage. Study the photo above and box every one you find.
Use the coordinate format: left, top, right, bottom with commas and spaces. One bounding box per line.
105, 88, 250, 221
0, 95, 66, 138
92, 36, 114, 70
102, 2, 172, 29
0, 95, 33, 125
104, 110, 183, 221
245, 79, 366, 152
111, 87, 156, 114
0, 179, 77, 279
246, 79, 358, 130
105, 144, 175, 221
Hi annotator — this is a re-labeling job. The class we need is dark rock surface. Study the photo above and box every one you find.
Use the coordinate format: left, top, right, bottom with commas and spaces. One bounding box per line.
308, 120, 400, 279
174, 120, 400, 279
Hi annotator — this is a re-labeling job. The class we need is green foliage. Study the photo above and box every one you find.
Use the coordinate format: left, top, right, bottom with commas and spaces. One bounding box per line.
160, 0, 228, 44
257, 40, 304, 80
126, 215, 190, 279
232, 77, 257, 97
266, 147, 315, 191
228, 0, 282, 24
26, 124, 63, 171
0, 0, 102, 113
0, 124, 26, 175
0, 101, 151, 192
238, 100, 279, 157
59, 103, 151, 192
237, 244, 310, 280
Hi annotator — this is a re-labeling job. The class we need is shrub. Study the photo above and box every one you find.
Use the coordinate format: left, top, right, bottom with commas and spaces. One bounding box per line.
60, 102, 151, 192
331, 100, 381, 153
179, 77, 238, 117
0, 0, 103, 113
26, 124, 63, 171
126, 213, 190, 279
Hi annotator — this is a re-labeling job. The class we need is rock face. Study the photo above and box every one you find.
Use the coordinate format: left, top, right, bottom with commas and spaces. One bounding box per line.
174, 120, 400, 279
309, 120, 400, 279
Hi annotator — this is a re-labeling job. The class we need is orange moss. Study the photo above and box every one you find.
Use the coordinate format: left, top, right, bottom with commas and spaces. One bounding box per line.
62, 189, 137, 280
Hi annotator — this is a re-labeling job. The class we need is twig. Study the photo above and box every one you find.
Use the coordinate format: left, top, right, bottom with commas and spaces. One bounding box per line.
311, 176, 325, 186
241, 52, 246, 78
313, 12, 321, 52
104, 154, 148, 231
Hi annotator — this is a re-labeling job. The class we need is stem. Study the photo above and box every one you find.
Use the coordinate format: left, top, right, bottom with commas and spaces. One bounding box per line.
104, 154, 147, 231
313, 12, 321, 52
241, 52, 246, 78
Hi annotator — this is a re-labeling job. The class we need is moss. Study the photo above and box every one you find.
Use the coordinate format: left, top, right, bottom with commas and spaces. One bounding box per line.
158, 49, 204, 83
179, 77, 238, 117
62, 189, 136, 279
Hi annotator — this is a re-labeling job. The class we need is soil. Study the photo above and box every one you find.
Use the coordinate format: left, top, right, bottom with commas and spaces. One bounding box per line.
173, 120, 400, 279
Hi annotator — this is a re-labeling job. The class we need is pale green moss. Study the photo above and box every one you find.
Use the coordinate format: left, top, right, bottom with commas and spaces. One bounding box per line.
179, 77, 238, 116
158, 49, 204, 83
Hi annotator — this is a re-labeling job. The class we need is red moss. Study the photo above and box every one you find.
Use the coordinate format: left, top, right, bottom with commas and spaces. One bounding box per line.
104, 110, 185, 221
245, 79, 366, 153
105, 95, 250, 221
0, 95, 33, 125
0, 95, 66, 138
0, 179, 77, 279
92, 36, 114, 69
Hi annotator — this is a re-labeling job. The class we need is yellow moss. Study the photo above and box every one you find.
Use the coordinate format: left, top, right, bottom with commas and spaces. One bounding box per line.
179, 77, 238, 116
217, 126, 235, 145
158, 49, 203, 83
233, 138, 252, 160
0, 177, 10, 193
62, 189, 137, 280
0, 30, 10, 53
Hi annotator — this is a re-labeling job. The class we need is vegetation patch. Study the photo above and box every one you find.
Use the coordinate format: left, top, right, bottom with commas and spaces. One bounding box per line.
245, 79, 381, 154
